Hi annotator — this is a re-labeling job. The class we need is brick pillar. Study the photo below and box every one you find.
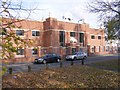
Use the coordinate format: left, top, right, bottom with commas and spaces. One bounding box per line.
60, 46, 63, 56
24, 47, 31, 62
67, 46, 72, 55
76, 45, 80, 52
87, 45, 90, 56
37, 46, 41, 57
60, 46, 64, 60
104, 46, 105, 53
49, 46, 53, 53
94, 46, 96, 54
24, 47, 28, 57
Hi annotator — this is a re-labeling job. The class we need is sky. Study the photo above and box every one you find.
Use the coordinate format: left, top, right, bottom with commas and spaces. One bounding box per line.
8, 0, 114, 29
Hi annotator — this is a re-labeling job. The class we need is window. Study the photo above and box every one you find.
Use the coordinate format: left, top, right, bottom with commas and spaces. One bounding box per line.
70, 32, 75, 37
32, 49, 38, 55
79, 33, 84, 43
17, 49, 24, 55
0, 28, 7, 35
59, 31, 65, 47
16, 30, 24, 36
32, 31, 40, 36
98, 36, 101, 39
91, 35, 95, 39
72, 48, 76, 54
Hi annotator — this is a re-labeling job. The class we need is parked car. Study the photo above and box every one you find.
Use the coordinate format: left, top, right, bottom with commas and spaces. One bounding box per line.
34, 54, 61, 64
66, 52, 86, 61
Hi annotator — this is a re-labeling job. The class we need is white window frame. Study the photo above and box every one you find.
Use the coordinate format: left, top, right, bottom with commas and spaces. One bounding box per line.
16, 30, 24, 36
32, 30, 40, 36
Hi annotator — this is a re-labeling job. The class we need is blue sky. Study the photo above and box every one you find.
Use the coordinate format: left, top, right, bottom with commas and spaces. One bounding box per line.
10, 0, 112, 28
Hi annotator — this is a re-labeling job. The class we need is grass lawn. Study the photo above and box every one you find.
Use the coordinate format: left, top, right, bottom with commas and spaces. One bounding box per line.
2, 59, 119, 89
88, 59, 119, 72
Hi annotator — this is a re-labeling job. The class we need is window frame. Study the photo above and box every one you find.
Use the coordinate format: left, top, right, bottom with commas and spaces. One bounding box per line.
98, 36, 101, 39
91, 35, 95, 39
79, 33, 84, 43
17, 48, 24, 55
32, 31, 40, 36
59, 31, 65, 47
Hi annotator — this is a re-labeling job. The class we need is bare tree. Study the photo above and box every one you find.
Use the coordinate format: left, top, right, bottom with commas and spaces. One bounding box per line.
0, 0, 36, 59
87, 0, 120, 40
87, 0, 120, 21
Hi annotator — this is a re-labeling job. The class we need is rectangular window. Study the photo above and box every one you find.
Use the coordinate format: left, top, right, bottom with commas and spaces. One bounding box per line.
0, 28, 7, 35
91, 35, 95, 39
17, 49, 24, 55
98, 36, 101, 39
59, 31, 65, 47
70, 32, 75, 37
16, 30, 24, 36
32, 49, 38, 55
32, 31, 40, 36
79, 33, 84, 43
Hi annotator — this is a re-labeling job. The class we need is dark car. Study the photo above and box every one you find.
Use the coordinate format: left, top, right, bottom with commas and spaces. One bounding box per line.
34, 54, 61, 64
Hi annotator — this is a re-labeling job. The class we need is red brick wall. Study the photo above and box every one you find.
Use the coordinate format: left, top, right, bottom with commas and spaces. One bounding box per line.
2, 17, 109, 63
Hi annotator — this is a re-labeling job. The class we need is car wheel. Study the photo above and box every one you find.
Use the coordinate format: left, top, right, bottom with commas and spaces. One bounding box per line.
43, 60, 46, 64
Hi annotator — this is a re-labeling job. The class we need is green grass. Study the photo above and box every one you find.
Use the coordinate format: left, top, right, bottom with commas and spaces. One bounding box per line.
88, 59, 119, 72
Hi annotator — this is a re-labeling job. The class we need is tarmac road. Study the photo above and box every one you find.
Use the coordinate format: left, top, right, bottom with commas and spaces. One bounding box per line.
3, 53, 119, 74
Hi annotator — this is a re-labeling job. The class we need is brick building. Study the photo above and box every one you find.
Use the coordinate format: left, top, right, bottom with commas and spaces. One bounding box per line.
2, 17, 107, 63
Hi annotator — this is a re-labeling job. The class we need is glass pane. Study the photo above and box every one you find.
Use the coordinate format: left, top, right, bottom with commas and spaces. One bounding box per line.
70, 32, 75, 37
32, 31, 36, 36
36, 31, 40, 36
79, 33, 84, 43
16, 30, 24, 36
59, 31, 65, 46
